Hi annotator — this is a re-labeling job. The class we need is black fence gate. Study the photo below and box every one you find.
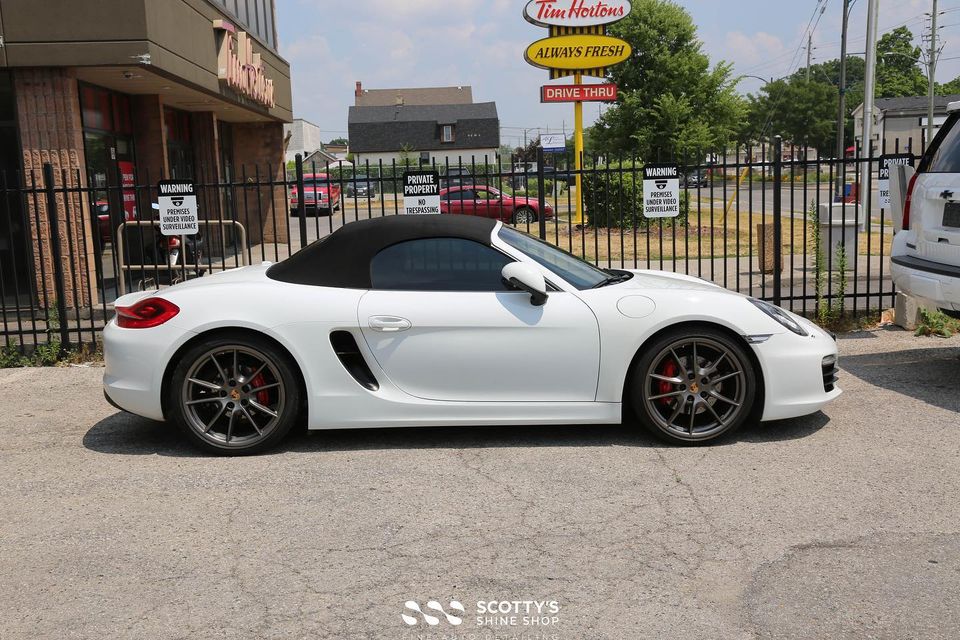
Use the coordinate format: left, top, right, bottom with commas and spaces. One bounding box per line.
0, 135, 917, 354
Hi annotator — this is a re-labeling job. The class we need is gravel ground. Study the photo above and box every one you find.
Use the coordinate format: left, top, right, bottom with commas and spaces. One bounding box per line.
1, 327, 958, 640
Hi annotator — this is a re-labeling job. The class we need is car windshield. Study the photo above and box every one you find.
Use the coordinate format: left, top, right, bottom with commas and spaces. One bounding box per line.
498, 225, 610, 289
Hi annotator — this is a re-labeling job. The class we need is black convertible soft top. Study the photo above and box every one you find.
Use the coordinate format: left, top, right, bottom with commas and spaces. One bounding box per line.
266, 214, 498, 288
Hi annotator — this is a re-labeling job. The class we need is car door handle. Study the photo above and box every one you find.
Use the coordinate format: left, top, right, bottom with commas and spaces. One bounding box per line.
368, 316, 412, 332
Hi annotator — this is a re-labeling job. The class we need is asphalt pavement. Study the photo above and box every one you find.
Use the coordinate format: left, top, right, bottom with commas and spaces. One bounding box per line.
1, 328, 959, 639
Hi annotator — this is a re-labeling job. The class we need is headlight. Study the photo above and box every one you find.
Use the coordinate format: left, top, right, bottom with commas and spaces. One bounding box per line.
748, 298, 808, 336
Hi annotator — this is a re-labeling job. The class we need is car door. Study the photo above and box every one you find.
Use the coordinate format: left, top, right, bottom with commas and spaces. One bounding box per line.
357, 237, 600, 402
472, 188, 500, 219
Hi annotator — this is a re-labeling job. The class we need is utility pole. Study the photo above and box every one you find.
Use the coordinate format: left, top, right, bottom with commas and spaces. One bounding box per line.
927, 0, 940, 148
806, 33, 813, 81
836, 0, 850, 161
861, 0, 880, 195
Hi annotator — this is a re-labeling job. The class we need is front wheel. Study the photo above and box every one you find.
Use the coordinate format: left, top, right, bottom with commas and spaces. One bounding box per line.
168, 333, 302, 455
629, 327, 757, 444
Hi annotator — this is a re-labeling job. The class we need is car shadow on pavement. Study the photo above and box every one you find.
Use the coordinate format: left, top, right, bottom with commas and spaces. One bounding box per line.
82, 409, 831, 457
840, 345, 960, 413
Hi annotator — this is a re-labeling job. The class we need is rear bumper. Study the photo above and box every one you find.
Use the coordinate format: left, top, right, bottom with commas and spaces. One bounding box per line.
891, 254, 960, 311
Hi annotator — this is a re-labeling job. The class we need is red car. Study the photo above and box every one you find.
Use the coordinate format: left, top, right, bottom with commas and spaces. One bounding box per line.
439, 185, 553, 224
95, 200, 137, 247
290, 173, 342, 217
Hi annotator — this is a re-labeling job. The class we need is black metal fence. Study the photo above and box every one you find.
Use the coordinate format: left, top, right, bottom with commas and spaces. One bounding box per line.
0, 135, 920, 354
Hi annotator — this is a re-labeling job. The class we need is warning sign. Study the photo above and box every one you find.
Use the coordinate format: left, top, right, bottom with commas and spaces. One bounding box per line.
157, 180, 198, 236
402, 171, 441, 215
878, 153, 914, 209
642, 165, 680, 218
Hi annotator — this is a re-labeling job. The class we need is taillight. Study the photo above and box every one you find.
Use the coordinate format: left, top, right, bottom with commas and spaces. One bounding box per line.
167, 237, 181, 248
116, 297, 180, 329
903, 171, 919, 231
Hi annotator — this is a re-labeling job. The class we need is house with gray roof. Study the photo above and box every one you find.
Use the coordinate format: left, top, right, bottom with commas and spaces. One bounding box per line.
348, 102, 500, 167
853, 94, 960, 155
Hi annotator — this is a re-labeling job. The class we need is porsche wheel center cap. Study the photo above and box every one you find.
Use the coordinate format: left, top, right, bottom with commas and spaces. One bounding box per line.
230, 389, 242, 401
690, 383, 700, 394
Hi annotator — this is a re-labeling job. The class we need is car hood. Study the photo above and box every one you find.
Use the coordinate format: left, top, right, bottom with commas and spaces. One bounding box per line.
617, 269, 727, 292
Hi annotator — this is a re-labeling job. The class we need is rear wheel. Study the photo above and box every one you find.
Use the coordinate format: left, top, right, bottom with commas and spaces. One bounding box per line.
168, 333, 302, 455
630, 327, 756, 444
513, 207, 537, 224
939, 308, 960, 320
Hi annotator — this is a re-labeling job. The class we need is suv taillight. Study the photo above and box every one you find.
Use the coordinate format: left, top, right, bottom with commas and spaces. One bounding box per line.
116, 297, 180, 329
903, 171, 920, 231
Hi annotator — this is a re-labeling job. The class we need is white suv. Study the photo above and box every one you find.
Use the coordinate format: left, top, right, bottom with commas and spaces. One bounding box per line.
890, 100, 960, 317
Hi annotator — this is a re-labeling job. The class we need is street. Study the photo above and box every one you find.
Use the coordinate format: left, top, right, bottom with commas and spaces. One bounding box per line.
2, 328, 958, 639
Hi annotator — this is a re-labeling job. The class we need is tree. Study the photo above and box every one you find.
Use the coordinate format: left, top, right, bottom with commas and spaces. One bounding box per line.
939, 76, 960, 95
874, 27, 927, 98
743, 78, 838, 151
591, 0, 745, 161
326, 137, 348, 146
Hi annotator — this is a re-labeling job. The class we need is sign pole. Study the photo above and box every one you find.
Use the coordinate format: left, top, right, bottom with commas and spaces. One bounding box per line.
574, 71, 584, 226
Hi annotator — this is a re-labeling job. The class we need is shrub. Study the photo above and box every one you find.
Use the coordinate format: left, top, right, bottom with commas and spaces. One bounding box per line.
582, 161, 688, 228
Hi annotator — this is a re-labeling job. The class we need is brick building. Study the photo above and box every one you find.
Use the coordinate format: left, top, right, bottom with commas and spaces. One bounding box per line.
0, 0, 292, 309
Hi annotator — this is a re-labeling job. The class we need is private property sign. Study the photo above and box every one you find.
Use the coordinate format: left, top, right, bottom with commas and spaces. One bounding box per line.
157, 180, 199, 236
542, 83, 617, 102
525, 34, 632, 71
523, 0, 633, 28
878, 153, 914, 209
402, 171, 441, 215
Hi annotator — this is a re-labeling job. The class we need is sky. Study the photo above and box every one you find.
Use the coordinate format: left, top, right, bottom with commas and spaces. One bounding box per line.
275, 0, 960, 148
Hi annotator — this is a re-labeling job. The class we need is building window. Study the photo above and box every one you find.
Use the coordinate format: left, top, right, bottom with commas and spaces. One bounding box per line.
442, 125, 455, 143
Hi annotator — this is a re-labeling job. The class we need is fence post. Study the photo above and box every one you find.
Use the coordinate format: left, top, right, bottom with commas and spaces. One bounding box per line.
772, 136, 783, 307
536, 146, 547, 240
295, 153, 307, 249
42, 162, 70, 356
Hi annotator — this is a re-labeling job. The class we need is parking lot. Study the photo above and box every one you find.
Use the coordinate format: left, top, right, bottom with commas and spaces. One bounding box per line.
2, 328, 959, 639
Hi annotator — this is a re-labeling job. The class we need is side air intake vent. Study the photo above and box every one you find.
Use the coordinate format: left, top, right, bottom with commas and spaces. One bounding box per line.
330, 331, 380, 391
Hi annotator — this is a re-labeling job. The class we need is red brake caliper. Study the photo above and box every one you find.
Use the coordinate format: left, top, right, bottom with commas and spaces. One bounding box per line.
250, 373, 270, 405
657, 359, 679, 405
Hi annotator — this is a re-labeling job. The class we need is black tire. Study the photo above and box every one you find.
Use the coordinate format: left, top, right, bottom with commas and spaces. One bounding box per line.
290, 207, 300, 218
513, 207, 538, 224
939, 308, 960, 320
629, 326, 757, 445
168, 332, 302, 455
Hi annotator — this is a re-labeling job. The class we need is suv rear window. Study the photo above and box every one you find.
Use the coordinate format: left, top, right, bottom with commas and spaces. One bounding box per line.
925, 113, 960, 173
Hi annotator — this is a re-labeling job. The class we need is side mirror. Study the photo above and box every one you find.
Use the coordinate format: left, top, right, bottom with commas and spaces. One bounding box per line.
889, 164, 916, 231
502, 263, 548, 306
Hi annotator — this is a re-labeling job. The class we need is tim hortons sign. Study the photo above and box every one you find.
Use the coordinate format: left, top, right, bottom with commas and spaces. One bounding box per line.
215, 21, 276, 109
524, 0, 633, 28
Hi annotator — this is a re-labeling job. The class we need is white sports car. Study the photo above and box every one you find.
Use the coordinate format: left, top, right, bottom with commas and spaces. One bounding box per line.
103, 215, 840, 455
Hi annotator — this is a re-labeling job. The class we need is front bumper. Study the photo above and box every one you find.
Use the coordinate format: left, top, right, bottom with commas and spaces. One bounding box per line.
891, 254, 960, 312
754, 319, 841, 421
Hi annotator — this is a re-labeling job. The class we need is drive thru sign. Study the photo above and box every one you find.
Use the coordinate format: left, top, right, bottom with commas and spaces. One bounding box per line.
157, 180, 199, 236
402, 171, 441, 215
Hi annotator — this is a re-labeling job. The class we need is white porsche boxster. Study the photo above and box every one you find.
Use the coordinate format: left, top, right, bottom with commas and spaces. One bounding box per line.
103, 215, 840, 455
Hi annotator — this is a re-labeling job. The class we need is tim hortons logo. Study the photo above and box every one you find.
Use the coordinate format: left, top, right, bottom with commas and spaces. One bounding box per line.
216, 25, 276, 109
525, 0, 632, 28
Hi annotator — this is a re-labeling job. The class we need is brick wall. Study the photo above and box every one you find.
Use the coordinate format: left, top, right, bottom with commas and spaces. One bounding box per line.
131, 94, 168, 187
14, 68, 97, 309
231, 122, 288, 245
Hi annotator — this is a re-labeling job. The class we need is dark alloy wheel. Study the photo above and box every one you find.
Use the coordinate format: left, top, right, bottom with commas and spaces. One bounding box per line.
630, 327, 757, 444
169, 333, 302, 455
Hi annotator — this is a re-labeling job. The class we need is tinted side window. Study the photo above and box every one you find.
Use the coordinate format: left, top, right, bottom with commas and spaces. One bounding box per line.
370, 238, 512, 291
926, 114, 960, 173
